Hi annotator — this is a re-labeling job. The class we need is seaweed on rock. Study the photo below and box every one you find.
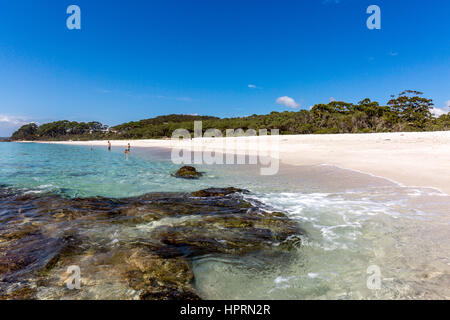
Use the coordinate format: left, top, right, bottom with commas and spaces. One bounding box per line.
0, 187, 304, 300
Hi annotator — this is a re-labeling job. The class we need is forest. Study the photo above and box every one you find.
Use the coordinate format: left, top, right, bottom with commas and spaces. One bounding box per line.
10, 91, 450, 141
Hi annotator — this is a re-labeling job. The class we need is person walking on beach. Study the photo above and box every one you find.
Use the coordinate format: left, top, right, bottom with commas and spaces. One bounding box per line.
107, 141, 111, 151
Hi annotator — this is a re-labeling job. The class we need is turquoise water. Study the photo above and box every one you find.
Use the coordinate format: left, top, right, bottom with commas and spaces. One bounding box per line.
0, 142, 245, 198
0, 142, 405, 198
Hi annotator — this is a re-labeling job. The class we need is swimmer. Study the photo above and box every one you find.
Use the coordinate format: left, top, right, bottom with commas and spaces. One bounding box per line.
107, 141, 111, 151
125, 143, 130, 154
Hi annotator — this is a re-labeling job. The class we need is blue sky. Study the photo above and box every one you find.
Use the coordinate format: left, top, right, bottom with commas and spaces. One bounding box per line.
0, 0, 449, 136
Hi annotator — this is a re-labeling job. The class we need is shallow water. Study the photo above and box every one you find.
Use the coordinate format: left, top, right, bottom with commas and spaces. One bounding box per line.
0, 142, 449, 299
0, 143, 237, 197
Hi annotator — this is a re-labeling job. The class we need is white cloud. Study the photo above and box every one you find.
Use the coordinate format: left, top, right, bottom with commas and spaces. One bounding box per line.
0, 115, 28, 126
276, 96, 300, 109
97, 88, 111, 94
431, 108, 447, 117
329, 97, 336, 102
431, 101, 450, 117
0, 115, 30, 137
153, 95, 193, 102
176, 96, 192, 102
248, 84, 257, 88
389, 52, 399, 56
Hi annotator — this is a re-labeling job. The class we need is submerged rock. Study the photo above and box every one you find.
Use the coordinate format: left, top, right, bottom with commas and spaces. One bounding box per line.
173, 166, 202, 179
124, 248, 199, 300
0, 187, 303, 300
191, 187, 247, 197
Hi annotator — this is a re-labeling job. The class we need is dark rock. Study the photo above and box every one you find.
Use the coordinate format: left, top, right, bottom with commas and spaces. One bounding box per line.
124, 248, 200, 300
0, 186, 304, 300
173, 166, 202, 179
152, 210, 302, 257
191, 187, 248, 197
0, 285, 35, 300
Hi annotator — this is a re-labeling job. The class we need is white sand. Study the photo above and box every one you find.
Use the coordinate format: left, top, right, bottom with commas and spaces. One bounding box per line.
32, 131, 450, 194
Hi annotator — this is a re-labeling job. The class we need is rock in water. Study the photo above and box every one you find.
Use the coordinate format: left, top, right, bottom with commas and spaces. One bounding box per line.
173, 166, 202, 179
191, 187, 247, 197
0, 187, 304, 300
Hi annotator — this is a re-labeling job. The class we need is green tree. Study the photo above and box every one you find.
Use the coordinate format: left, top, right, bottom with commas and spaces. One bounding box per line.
11, 123, 38, 140
387, 90, 433, 129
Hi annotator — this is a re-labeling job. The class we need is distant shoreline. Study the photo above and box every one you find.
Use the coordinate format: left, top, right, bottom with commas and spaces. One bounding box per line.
21, 131, 450, 194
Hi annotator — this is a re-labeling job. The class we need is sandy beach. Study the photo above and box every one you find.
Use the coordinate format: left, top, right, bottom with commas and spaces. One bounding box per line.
32, 131, 450, 194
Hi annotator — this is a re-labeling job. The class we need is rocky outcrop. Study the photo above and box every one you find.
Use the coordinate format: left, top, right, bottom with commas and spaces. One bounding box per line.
191, 187, 246, 197
0, 187, 303, 300
173, 166, 202, 179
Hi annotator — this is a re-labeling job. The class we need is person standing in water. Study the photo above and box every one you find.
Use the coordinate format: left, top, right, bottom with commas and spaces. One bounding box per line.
125, 143, 131, 154
107, 141, 111, 151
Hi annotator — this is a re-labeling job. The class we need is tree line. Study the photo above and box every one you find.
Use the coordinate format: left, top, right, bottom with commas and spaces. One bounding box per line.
10, 91, 450, 141
11, 120, 107, 141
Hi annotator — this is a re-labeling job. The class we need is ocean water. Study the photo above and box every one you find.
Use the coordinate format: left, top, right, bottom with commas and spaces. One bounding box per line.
0, 142, 240, 198
1, 142, 449, 299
